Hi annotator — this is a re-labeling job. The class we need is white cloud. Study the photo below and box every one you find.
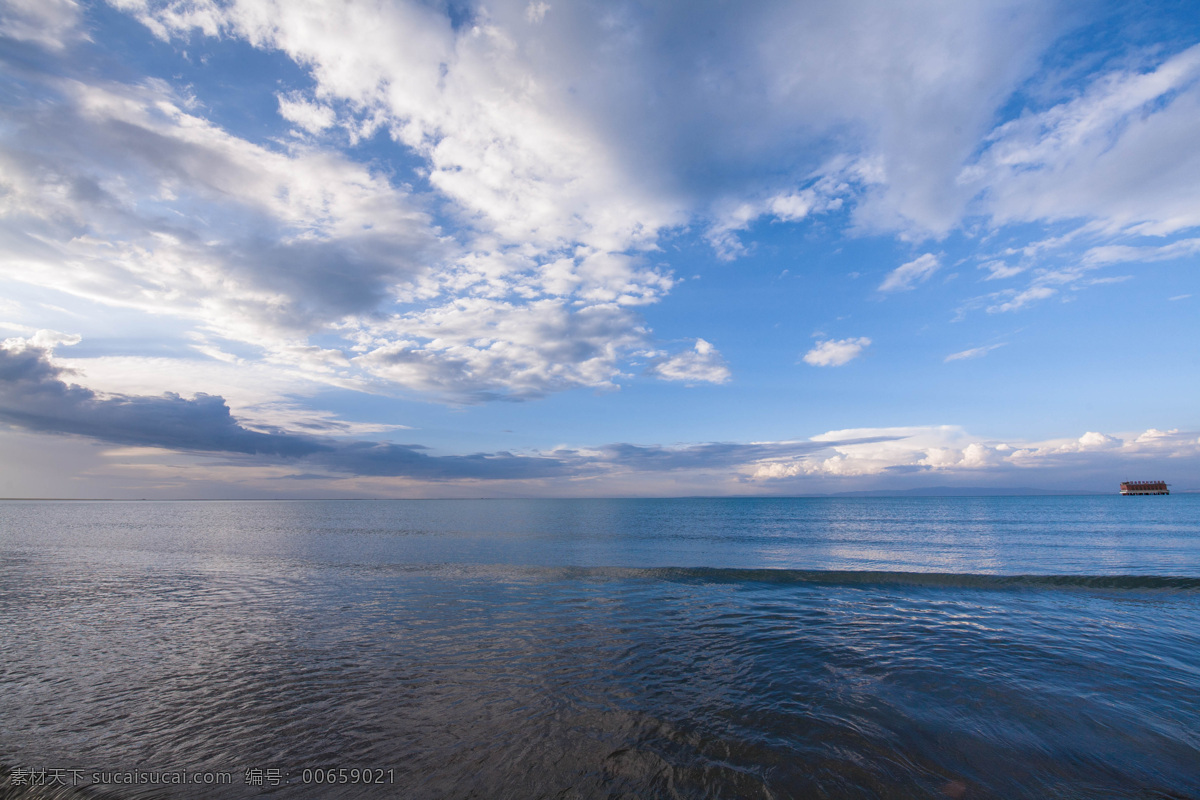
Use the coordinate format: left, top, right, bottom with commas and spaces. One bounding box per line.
1077, 431, 1120, 450
18, 329, 82, 350
114, 0, 1065, 249
1081, 238, 1200, 266
10, 0, 1199, 407
944, 343, 1005, 362
987, 285, 1056, 313
748, 425, 1200, 481
803, 337, 870, 367
750, 425, 999, 478
978, 260, 1025, 280
879, 253, 940, 292
277, 93, 337, 134
705, 165, 861, 259
0, 74, 441, 343
0, 31, 683, 402
351, 299, 648, 401
647, 339, 731, 385
965, 43, 1200, 236
525, 2, 549, 24
0, 0, 83, 51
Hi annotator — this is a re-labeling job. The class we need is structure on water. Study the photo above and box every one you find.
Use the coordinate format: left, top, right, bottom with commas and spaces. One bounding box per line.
1120, 480, 1169, 496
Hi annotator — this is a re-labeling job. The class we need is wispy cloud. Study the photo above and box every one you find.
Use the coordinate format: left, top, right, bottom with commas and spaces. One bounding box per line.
987, 286, 1056, 313
944, 343, 1006, 362
879, 254, 940, 292
964, 43, 1200, 236
1081, 238, 1200, 266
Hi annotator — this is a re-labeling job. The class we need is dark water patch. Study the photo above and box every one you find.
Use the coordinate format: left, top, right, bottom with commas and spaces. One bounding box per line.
534, 566, 1200, 592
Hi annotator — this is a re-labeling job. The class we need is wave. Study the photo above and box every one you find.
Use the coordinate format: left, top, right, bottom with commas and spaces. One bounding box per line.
534, 566, 1200, 592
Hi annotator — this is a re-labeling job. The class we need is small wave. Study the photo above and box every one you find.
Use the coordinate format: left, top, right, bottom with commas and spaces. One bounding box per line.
540, 566, 1200, 592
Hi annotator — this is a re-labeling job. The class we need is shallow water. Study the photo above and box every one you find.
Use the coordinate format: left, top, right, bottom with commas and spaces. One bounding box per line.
1, 497, 1198, 798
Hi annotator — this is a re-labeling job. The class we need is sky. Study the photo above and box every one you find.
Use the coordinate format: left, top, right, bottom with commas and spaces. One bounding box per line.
0, 0, 1198, 498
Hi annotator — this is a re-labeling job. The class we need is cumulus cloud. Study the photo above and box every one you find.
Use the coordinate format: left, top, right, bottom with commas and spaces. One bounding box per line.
646, 339, 731, 385
8, 0, 1200, 408
879, 253, 940, 292
110, 0, 1068, 248
350, 299, 651, 401
803, 337, 870, 367
0, 17, 685, 402
748, 425, 1200, 483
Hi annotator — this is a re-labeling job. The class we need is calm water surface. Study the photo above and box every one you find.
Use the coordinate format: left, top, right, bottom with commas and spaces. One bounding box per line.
1, 497, 1198, 798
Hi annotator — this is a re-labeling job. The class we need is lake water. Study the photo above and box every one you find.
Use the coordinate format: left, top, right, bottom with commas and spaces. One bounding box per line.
1, 497, 1198, 798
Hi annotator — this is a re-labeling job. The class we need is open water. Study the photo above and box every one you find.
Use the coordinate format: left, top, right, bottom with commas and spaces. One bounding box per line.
1, 496, 1198, 799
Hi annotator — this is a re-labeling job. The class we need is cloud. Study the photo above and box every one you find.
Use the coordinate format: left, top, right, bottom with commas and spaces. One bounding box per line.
524, 1, 549, 24
1077, 431, 1120, 450
944, 343, 1005, 362
879, 253, 940, 292
978, 260, 1025, 281
704, 167, 859, 259
1081, 238, 1200, 266
964, 43, 1200, 237
803, 337, 870, 367
0, 340, 321, 458
748, 425, 1200, 482
0, 341, 572, 479
986, 285, 1056, 313
9, 329, 82, 350
0, 0, 83, 51
113, 0, 1064, 247
8, 0, 1199, 409
276, 92, 337, 134
0, 340, 898, 483
646, 339, 731, 384
351, 298, 650, 401
4, 343, 1197, 492
0, 69, 442, 342
0, 23, 688, 402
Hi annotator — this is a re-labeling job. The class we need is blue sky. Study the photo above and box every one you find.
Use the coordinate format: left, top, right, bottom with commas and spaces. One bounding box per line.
0, 0, 1198, 498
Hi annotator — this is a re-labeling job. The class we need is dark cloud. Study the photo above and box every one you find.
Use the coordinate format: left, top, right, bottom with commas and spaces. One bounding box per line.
0, 346, 888, 482
0, 345, 323, 457
0, 346, 570, 480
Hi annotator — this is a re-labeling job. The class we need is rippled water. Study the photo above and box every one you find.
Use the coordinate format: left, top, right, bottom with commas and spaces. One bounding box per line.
1, 497, 1198, 798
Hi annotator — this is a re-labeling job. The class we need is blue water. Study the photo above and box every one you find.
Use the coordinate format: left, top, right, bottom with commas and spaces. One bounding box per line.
1, 497, 1198, 798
